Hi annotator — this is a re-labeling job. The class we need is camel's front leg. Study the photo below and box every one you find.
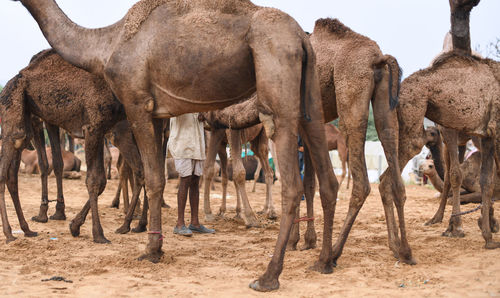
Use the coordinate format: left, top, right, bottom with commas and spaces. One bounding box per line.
253, 132, 277, 220
203, 128, 224, 221
302, 145, 317, 250
480, 137, 500, 249
217, 144, 229, 217
229, 130, 259, 227
115, 172, 143, 234
441, 129, 465, 238
0, 142, 16, 243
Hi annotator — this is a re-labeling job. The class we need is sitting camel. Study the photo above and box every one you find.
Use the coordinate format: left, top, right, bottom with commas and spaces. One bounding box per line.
21, 145, 81, 176
17, 0, 338, 292
201, 122, 276, 226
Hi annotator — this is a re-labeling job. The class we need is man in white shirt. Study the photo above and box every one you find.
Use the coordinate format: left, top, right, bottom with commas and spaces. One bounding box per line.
168, 113, 215, 236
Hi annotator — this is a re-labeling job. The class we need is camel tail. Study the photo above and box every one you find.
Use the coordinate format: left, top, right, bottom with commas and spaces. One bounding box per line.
300, 41, 316, 122
375, 55, 402, 110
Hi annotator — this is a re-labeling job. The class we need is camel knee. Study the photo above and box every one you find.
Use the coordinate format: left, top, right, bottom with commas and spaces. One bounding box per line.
145, 177, 165, 198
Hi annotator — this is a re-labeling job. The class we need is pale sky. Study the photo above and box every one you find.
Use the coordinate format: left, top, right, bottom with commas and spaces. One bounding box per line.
0, 0, 499, 86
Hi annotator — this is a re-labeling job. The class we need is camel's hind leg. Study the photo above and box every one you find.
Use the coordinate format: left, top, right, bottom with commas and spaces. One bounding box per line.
480, 137, 500, 249
31, 120, 51, 223
252, 158, 261, 193
228, 130, 259, 228
132, 187, 149, 233
0, 142, 18, 243
441, 129, 465, 238
202, 128, 225, 221
115, 171, 143, 234
252, 130, 276, 220
110, 154, 123, 208
46, 124, 66, 220
217, 143, 229, 217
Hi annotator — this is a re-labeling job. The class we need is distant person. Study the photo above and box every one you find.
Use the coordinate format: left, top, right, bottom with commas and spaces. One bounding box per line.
168, 113, 215, 236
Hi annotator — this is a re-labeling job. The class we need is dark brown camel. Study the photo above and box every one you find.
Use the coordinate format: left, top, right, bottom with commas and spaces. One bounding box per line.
202, 122, 276, 226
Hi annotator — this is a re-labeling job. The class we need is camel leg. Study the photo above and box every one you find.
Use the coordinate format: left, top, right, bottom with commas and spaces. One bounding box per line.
203, 128, 224, 221
31, 120, 51, 223
217, 144, 229, 217
110, 155, 123, 208
302, 145, 317, 250
441, 130, 465, 238
46, 124, 66, 220
337, 137, 348, 188
0, 141, 17, 243
104, 140, 112, 179
229, 130, 259, 227
122, 163, 132, 214
252, 159, 261, 193
426, 147, 451, 225
331, 88, 372, 266
132, 187, 149, 233
480, 137, 500, 249
115, 172, 143, 234
268, 140, 280, 181
252, 131, 276, 219
7, 150, 37, 237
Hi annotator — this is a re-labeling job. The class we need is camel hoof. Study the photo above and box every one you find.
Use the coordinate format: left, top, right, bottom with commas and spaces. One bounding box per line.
485, 241, 500, 249
161, 203, 171, 209
479, 217, 500, 233
5, 236, 17, 244
266, 210, 278, 220
217, 210, 226, 218
424, 217, 442, 226
32, 215, 48, 223
442, 228, 465, 238
249, 279, 279, 292
286, 242, 298, 251
115, 225, 131, 234
23, 230, 38, 237
233, 214, 243, 221
69, 221, 81, 237
49, 211, 66, 221
138, 251, 164, 263
300, 242, 316, 251
399, 253, 417, 265
244, 216, 261, 228
93, 236, 111, 244
110, 202, 119, 209
131, 224, 147, 233
309, 261, 334, 274
205, 214, 216, 222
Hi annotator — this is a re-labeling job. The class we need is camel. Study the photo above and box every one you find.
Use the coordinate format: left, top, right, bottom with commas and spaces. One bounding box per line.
198, 17, 406, 262
377, 50, 500, 248
325, 123, 350, 188
201, 122, 276, 226
21, 146, 81, 176
15, 0, 338, 291
0, 49, 155, 243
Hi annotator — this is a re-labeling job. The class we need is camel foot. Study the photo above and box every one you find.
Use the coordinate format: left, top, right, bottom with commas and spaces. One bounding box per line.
249, 279, 279, 292
399, 250, 417, 265
424, 216, 443, 226
131, 224, 147, 233
110, 200, 119, 209
205, 213, 216, 222
5, 236, 17, 244
138, 250, 164, 264
309, 260, 334, 274
161, 199, 170, 208
302, 229, 317, 250
442, 226, 465, 238
217, 210, 226, 218
115, 225, 131, 234
32, 204, 49, 223
23, 230, 38, 237
244, 215, 261, 228
69, 220, 82, 237
50, 210, 66, 221
286, 242, 298, 251
478, 217, 499, 233
300, 242, 316, 251
484, 241, 500, 249
93, 235, 111, 244
233, 213, 243, 221
265, 210, 278, 220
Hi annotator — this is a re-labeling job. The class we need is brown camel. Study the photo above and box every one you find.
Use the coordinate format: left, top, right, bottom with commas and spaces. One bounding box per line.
16, 1, 338, 291
202, 122, 276, 226
21, 146, 81, 175
325, 123, 349, 188
378, 53, 500, 248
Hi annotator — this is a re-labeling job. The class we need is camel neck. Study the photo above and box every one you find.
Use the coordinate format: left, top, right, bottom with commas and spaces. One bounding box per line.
450, 9, 472, 55
429, 143, 446, 181
426, 171, 444, 193
19, 0, 124, 75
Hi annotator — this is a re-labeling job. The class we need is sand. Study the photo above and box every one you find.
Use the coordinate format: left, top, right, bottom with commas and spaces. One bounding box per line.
0, 174, 498, 297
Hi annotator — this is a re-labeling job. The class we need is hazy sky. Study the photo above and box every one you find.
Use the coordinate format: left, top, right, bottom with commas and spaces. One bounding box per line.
0, 0, 499, 86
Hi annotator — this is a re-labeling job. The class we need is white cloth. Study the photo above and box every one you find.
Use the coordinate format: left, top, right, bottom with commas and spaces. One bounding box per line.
174, 159, 204, 177
167, 113, 206, 160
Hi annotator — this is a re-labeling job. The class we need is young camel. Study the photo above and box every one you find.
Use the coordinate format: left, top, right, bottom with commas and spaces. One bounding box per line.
202, 122, 276, 226
21, 144, 81, 176
325, 123, 350, 188
16, 0, 338, 291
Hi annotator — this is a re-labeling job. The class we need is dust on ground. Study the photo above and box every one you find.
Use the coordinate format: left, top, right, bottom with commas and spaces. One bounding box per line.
0, 175, 498, 297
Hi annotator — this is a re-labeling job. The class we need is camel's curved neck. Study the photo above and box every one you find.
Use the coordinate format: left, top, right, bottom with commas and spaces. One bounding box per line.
429, 143, 446, 181
426, 170, 444, 193
449, 0, 479, 54
20, 0, 124, 75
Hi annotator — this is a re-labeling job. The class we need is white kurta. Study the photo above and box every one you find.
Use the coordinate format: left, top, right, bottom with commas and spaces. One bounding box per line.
167, 113, 206, 160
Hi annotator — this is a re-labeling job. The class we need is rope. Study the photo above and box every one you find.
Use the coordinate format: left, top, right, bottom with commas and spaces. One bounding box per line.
294, 216, 314, 223
148, 230, 164, 241
451, 198, 497, 217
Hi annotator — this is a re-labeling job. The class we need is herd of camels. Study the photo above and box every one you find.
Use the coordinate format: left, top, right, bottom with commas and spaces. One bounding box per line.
0, 0, 498, 292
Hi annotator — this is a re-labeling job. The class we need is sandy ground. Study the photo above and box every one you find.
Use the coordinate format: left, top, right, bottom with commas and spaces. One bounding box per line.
0, 174, 498, 297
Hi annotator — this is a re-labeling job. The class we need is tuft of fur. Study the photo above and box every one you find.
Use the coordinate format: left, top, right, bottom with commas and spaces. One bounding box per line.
314, 18, 362, 39
123, 0, 257, 40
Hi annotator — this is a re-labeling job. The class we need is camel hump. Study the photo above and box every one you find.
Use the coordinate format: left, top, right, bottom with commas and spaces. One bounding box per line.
123, 0, 257, 41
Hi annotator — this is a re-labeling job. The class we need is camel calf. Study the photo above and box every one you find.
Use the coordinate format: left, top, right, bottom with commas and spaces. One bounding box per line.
21, 146, 81, 176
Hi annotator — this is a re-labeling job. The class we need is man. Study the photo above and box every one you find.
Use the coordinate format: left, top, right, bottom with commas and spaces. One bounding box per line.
168, 113, 215, 236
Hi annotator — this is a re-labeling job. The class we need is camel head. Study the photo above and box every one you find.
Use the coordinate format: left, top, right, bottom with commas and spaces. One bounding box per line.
449, 0, 480, 12
425, 127, 441, 147
419, 159, 436, 177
